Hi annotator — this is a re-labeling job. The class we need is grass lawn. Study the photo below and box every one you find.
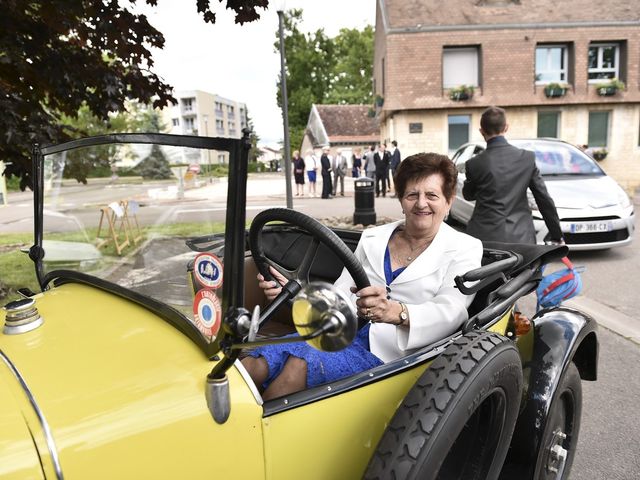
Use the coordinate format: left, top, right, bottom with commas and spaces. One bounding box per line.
0, 222, 227, 305
0, 233, 39, 303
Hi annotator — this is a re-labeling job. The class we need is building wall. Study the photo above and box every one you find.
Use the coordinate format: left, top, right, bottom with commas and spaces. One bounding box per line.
373, 3, 388, 99
381, 25, 640, 110
375, 21, 640, 191
384, 104, 640, 193
163, 90, 247, 165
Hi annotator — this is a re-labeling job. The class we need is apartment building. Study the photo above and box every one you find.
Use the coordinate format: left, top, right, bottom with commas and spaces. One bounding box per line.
164, 90, 247, 165
374, 0, 640, 192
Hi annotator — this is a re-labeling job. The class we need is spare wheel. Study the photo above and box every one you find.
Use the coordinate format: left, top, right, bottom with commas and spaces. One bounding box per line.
364, 330, 523, 480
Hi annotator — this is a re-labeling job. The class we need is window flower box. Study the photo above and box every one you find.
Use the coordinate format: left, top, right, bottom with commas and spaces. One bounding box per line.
449, 85, 474, 101
595, 78, 624, 96
544, 83, 568, 98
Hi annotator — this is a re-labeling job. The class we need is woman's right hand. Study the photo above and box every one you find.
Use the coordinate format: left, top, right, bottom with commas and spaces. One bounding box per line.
257, 266, 287, 302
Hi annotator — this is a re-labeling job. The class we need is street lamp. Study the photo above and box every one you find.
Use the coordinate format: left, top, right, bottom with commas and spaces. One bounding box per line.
276, 5, 293, 209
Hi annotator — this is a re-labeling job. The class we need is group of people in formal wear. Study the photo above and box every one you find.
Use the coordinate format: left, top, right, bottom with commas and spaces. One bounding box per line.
291, 141, 403, 199
246, 105, 564, 400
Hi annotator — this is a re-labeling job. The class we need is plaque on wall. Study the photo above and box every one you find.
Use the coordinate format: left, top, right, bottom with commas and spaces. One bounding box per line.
409, 122, 423, 134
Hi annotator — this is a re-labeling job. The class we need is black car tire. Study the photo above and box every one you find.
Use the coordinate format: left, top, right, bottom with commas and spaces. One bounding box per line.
532, 362, 582, 480
364, 331, 523, 480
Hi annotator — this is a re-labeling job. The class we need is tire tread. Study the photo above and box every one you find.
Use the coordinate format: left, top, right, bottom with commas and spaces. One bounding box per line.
364, 331, 519, 480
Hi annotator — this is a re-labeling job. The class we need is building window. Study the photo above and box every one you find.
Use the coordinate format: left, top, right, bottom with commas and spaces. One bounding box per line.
588, 111, 609, 147
218, 154, 226, 164
588, 44, 619, 81
443, 47, 479, 88
535, 45, 568, 83
215, 102, 223, 115
448, 115, 470, 152
182, 98, 194, 112
216, 119, 224, 134
537, 111, 560, 138
172, 118, 179, 127
184, 117, 195, 130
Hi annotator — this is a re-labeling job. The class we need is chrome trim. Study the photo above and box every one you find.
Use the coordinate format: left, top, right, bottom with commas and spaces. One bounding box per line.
0, 349, 64, 479
234, 359, 264, 406
205, 375, 231, 424
3, 316, 44, 335
3, 297, 45, 335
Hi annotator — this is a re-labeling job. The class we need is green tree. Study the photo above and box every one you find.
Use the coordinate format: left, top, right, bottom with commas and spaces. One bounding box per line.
1, 0, 268, 190
325, 26, 374, 105
275, 10, 373, 153
57, 102, 167, 181
245, 109, 261, 164
137, 144, 173, 180
275, 10, 334, 153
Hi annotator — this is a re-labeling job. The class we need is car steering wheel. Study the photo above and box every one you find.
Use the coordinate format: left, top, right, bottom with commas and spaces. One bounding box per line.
249, 208, 370, 317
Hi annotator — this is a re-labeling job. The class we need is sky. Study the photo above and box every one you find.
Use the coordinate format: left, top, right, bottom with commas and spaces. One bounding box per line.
139, 1, 376, 146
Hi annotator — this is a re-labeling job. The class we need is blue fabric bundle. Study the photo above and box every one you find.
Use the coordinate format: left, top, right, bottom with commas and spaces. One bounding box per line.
536, 256, 584, 310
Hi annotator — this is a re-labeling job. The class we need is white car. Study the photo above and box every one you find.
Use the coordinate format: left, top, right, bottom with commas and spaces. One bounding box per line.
450, 139, 635, 250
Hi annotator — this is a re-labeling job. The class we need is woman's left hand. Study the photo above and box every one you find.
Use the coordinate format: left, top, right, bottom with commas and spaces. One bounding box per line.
352, 285, 401, 324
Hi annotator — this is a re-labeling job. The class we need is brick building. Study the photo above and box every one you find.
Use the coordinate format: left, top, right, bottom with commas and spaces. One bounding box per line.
374, 0, 640, 192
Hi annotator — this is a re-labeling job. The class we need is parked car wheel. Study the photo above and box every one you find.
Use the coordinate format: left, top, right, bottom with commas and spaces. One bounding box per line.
533, 362, 582, 480
364, 331, 523, 480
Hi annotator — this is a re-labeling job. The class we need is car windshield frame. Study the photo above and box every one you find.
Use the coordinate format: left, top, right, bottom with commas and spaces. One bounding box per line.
32, 132, 250, 358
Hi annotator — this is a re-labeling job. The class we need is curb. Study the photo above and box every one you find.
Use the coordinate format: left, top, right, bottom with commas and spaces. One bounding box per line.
564, 296, 640, 345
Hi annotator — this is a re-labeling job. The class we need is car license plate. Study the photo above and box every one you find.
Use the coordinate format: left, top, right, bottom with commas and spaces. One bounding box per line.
570, 221, 613, 233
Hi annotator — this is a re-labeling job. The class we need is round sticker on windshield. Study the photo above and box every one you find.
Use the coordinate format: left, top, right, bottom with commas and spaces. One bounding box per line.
193, 253, 223, 289
193, 290, 222, 338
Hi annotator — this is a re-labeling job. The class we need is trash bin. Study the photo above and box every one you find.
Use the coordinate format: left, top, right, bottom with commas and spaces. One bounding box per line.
353, 177, 376, 226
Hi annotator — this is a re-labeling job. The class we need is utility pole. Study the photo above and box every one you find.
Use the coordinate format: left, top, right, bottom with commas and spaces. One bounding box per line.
277, 8, 293, 209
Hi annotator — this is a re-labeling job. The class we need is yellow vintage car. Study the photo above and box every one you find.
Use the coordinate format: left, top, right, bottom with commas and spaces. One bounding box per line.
1, 133, 597, 480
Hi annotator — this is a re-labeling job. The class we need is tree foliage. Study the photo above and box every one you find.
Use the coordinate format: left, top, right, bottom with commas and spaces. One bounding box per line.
137, 144, 173, 180
275, 10, 374, 152
1, 0, 268, 190
245, 109, 261, 163
57, 101, 166, 181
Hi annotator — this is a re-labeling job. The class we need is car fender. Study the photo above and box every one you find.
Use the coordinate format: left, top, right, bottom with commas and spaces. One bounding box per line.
503, 306, 598, 477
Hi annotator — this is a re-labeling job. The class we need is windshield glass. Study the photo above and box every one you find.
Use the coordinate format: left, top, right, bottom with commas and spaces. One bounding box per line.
41, 141, 227, 334
512, 140, 604, 176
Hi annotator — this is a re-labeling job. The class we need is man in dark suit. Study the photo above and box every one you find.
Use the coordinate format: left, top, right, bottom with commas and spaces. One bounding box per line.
389, 140, 401, 196
373, 143, 390, 197
320, 146, 333, 199
462, 106, 563, 244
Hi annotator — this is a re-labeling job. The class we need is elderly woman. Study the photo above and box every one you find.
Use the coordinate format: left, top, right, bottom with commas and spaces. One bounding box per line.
242, 152, 483, 400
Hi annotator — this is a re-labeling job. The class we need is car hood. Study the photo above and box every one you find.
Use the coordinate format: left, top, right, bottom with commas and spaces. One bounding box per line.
0, 282, 263, 479
543, 175, 623, 210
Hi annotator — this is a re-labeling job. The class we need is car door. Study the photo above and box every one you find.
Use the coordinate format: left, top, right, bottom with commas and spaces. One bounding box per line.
451, 144, 484, 224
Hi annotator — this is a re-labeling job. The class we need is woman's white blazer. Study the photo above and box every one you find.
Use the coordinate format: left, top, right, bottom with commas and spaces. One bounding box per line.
334, 220, 483, 363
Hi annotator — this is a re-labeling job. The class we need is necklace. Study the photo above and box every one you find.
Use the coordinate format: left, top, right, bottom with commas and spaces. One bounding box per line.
402, 231, 432, 262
